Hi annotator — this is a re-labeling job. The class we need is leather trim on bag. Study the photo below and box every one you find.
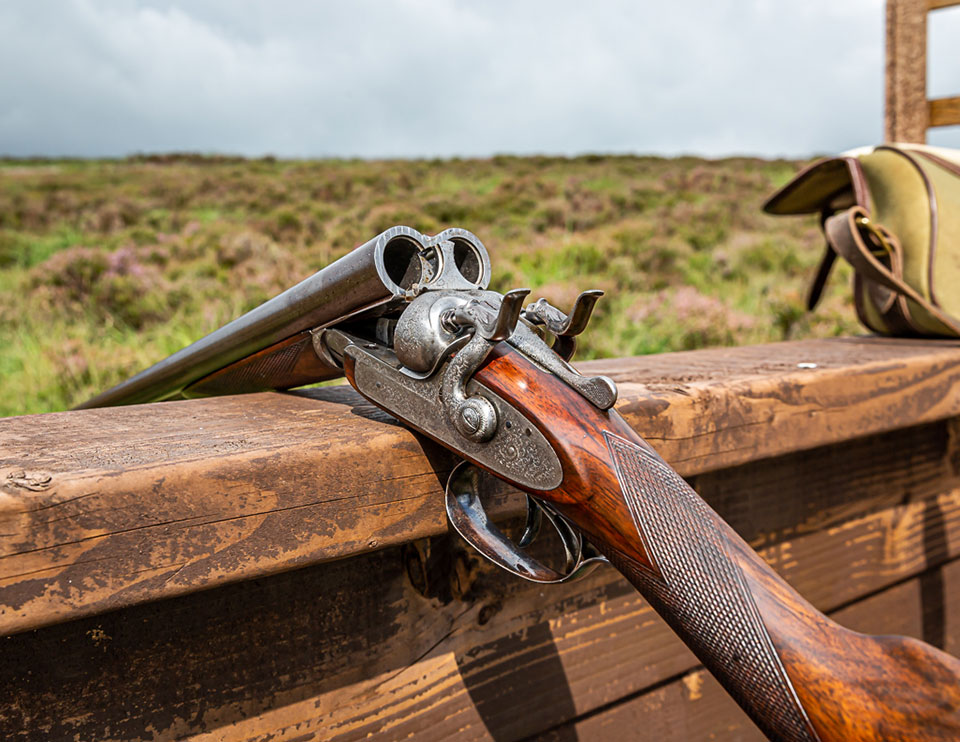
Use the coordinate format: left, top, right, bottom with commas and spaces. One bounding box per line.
763, 157, 859, 215
805, 158, 871, 311
847, 157, 871, 208
915, 150, 960, 178
853, 274, 887, 335
825, 207, 960, 336
875, 146, 940, 309
870, 222, 922, 336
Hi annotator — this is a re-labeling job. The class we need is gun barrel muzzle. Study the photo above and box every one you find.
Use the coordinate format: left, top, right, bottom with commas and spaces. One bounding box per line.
76, 226, 489, 409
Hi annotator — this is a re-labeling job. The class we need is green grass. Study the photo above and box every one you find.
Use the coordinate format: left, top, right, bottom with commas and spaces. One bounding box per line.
0, 154, 858, 417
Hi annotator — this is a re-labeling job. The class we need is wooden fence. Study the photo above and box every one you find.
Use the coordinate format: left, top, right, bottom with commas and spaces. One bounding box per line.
3, 337, 960, 739
886, 0, 960, 142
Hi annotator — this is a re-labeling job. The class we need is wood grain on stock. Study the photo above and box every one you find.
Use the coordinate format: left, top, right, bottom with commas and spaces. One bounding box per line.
471, 346, 960, 741
2, 337, 960, 638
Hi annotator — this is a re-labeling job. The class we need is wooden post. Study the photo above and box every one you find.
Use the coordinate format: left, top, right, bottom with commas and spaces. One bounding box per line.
886, 0, 960, 143
885, 0, 929, 143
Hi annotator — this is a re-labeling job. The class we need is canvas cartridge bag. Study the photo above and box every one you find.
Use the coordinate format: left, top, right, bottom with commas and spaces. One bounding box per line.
764, 144, 960, 337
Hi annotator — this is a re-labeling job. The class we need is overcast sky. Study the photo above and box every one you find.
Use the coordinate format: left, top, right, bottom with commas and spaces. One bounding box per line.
1, 0, 959, 159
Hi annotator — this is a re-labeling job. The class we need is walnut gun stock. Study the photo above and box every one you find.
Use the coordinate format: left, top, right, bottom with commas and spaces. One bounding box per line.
80, 226, 960, 740
461, 344, 960, 742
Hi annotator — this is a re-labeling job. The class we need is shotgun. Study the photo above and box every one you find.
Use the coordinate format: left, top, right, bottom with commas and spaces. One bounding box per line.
79, 226, 960, 741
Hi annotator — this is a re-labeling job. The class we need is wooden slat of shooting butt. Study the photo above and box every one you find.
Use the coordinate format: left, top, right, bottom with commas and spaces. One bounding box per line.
1, 336, 960, 636
929, 95, 960, 128
533, 562, 960, 742
1, 415, 958, 741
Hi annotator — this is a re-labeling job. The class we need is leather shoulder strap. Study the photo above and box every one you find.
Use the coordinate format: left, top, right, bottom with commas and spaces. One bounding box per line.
806, 211, 837, 311
803, 157, 871, 311
824, 207, 960, 337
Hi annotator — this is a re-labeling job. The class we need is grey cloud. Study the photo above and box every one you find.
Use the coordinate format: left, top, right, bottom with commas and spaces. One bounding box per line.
1, 0, 958, 158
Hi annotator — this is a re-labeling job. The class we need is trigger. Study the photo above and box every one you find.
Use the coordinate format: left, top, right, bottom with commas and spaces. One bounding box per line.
519, 495, 543, 547
444, 462, 610, 584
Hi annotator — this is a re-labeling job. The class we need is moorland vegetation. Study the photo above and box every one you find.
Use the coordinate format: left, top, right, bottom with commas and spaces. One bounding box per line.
0, 154, 856, 416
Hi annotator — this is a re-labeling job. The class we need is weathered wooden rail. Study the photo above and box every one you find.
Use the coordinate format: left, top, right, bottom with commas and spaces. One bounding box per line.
2, 335, 960, 740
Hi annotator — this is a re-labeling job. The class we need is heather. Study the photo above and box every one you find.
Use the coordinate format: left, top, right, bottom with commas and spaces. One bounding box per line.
0, 154, 856, 417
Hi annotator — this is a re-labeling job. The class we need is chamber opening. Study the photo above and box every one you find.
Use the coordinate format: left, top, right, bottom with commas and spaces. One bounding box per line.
383, 237, 423, 289
453, 239, 482, 285
421, 245, 441, 282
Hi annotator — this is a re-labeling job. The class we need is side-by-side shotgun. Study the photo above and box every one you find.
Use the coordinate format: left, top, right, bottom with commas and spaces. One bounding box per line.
79, 226, 960, 741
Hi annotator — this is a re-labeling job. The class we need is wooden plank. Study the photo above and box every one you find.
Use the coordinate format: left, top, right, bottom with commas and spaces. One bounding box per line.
537, 668, 766, 742
1, 421, 958, 741
534, 561, 960, 742
582, 337, 960, 474
929, 0, 960, 10
929, 95, 960, 128
886, 0, 929, 143
2, 337, 960, 635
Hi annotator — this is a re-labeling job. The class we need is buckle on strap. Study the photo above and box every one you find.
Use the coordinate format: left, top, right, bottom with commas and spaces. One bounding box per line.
854, 214, 895, 259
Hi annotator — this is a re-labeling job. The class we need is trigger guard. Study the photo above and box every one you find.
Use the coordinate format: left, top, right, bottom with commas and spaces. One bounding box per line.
444, 462, 608, 584
518, 495, 543, 548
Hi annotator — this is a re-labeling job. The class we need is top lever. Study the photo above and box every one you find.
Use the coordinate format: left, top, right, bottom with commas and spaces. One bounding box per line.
523, 290, 604, 361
